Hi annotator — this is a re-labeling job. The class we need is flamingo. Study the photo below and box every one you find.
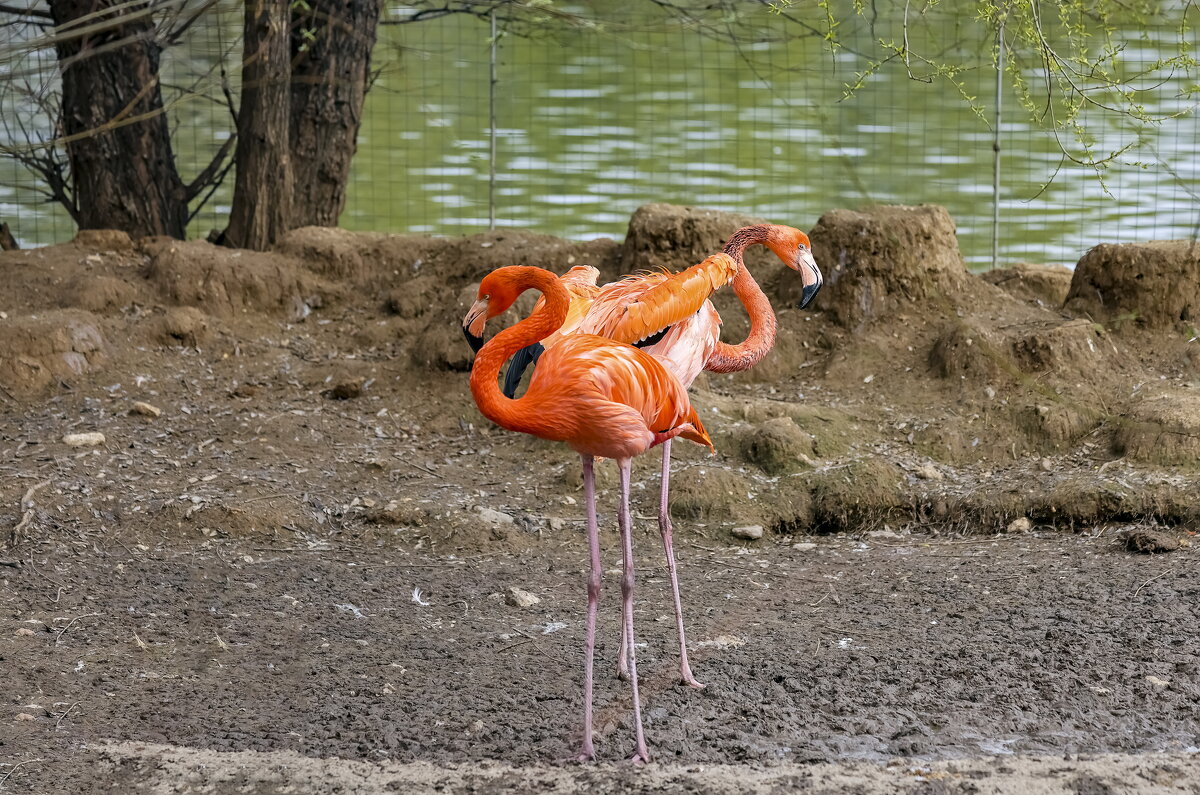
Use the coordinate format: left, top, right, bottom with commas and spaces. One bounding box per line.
463, 265, 715, 763
464, 224, 822, 689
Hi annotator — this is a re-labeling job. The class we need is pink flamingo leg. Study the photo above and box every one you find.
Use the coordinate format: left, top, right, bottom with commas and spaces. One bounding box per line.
577, 454, 601, 762
617, 440, 704, 688
617, 457, 651, 764
657, 439, 706, 689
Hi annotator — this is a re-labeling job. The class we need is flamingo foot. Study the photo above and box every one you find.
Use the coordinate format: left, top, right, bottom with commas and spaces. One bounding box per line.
570, 740, 596, 763
680, 673, 706, 690
628, 750, 651, 766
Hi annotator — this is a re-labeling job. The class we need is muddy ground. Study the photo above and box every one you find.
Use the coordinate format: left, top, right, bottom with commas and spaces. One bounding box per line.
0, 205, 1197, 793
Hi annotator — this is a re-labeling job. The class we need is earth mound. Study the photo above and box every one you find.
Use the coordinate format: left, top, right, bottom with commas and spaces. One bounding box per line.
982, 262, 1072, 308
143, 239, 327, 318
1065, 240, 1200, 330
0, 310, 107, 395
620, 203, 776, 275
800, 204, 971, 329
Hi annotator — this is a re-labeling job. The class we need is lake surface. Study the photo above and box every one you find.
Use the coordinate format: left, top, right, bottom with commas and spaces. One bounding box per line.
2, 3, 1196, 267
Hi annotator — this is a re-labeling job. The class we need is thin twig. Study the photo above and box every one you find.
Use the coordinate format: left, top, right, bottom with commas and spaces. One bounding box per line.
54, 702, 80, 730
1133, 569, 1174, 599
0, 759, 44, 788
54, 612, 100, 645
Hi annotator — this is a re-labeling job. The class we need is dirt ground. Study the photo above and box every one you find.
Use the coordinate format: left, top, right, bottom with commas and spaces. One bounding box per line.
0, 206, 1197, 793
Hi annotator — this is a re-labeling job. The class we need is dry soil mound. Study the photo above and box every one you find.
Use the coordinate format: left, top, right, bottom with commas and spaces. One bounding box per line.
1113, 389, 1200, 465
1065, 240, 1200, 330
0, 310, 107, 395
803, 204, 971, 329
143, 239, 326, 318
982, 262, 1072, 308
278, 227, 621, 291
620, 203, 776, 274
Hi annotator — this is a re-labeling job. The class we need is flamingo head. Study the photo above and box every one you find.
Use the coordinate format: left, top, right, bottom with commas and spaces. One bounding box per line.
462, 267, 526, 350
764, 225, 823, 310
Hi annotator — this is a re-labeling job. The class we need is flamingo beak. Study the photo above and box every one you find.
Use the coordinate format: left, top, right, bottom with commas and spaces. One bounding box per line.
795, 246, 823, 310
462, 298, 489, 352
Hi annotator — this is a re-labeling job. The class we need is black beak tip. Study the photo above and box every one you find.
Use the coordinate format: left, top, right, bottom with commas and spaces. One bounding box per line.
798, 282, 822, 310
463, 325, 484, 353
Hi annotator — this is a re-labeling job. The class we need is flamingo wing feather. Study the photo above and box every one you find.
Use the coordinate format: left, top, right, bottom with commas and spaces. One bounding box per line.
581, 254, 737, 345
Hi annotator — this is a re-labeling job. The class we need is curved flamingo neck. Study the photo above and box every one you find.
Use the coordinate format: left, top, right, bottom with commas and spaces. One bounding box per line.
707, 226, 778, 374
470, 268, 568, 437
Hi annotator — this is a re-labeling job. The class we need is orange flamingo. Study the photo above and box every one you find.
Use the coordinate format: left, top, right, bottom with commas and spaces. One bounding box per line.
464, 265, 715, 763
465, 224, 821, 689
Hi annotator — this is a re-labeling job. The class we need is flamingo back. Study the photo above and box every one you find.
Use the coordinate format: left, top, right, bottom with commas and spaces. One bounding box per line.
527, 334, 713, 458
530, 265, 601, 349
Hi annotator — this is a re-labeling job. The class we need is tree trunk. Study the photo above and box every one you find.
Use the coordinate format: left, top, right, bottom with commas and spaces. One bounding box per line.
225, 0, 293, 250
48, 0, 187, 239
288, 0, 381, 227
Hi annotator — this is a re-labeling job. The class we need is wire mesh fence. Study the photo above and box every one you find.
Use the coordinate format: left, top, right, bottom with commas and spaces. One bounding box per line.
1, 1, 1197, 268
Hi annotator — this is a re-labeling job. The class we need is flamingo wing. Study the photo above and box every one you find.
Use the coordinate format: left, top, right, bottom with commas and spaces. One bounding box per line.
580, 254, 738, 346
528, 335, 713, 457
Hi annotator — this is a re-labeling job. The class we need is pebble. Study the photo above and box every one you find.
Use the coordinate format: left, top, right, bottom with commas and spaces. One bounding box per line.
62, 432, 105, 447
14, 627, 35, 637
1145, 675, 1171, 690
130, 401, 162, 418
476, 507, 514, 526
914, 463, 943, 481
504, 587, 541, 608
548, 518, 567, 532
731, 524, 763, 541
1040, 457, 1053, 471
15, 713, 36, 722
1006, 517, 1033, 533
694, 634, 746, 649
792, 542, 818, 551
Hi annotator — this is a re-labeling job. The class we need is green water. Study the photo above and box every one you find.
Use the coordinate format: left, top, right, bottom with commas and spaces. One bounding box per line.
2, 3, 1196, 267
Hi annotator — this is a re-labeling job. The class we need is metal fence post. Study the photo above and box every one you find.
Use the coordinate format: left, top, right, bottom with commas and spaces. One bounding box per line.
489, 8, 498, 231
991, 9, 1006, 270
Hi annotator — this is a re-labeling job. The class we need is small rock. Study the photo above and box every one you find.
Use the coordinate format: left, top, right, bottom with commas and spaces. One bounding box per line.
792, 542, 818, 551
14, 627, 35, 637
1123, 529, 1181, 554
984, 385, 996, 400
694, 635, 746, 649
731, 524, 763, 541
549, 518, 567, 532
62, 432, 105, 447
1145, 675, 1170, 690
504, 587, 541, 608
1040, 457, 1053, 471
914, 463, 943, 481
1006, 517, 1033, 533
15, 713, 36, 722
477, 507, 515, 526
867, 529, 901, 539
130, 401, 162, 418
863, 374, 875, 384
324, 379, 364, 400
